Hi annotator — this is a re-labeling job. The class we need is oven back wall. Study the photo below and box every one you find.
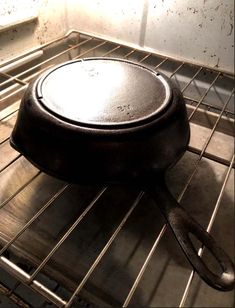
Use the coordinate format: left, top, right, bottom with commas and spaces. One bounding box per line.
0, 1, 234, 71
67, 0, 234, 74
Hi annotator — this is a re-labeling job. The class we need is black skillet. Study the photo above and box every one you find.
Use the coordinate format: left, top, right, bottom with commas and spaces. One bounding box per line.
10, 58, 235, 291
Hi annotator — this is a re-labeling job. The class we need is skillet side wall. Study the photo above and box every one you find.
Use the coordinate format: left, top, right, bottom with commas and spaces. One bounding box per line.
10, 79, 190, 184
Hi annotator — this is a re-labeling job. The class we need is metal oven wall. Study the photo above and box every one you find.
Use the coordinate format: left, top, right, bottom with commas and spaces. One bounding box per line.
0, 0, 234, 73
66, 0, 234, 74
0, 0, 68, 63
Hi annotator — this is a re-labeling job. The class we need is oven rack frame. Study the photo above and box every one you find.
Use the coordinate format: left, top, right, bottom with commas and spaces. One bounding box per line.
0, 30, 234, 307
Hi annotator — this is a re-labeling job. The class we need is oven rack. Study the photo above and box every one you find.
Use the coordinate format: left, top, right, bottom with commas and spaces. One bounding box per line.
0, 30, 234, 307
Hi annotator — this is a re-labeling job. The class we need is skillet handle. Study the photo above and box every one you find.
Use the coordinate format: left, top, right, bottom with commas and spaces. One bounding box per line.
147, 181, 235, 291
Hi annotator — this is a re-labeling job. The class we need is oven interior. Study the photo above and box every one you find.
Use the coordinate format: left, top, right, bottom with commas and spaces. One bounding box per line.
0, 1, 234, 307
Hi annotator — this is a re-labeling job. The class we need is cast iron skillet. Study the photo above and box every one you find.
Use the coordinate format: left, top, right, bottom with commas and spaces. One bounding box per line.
10, 58, 234, 291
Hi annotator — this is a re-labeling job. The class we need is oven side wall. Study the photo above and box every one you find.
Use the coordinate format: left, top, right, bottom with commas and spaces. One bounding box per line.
0, 0, 68, 64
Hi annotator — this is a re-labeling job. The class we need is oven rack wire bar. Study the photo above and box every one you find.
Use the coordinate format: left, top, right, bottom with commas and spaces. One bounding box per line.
0, 31, 234, 307
0, 107, 18, 121
0, 280, 30, 308
0, 256, 66, 307
122, 224, 167, 307
184, 95, 234, 118
0, 65, 54, 104
0, 71, 27, 86
0, 181, 67, 255
0, 36, 93, 101
188, 72, 221, 121
0, 166, 37, 210
0, 136, 13, 147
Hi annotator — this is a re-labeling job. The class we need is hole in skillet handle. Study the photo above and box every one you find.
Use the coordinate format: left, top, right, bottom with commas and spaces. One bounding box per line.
146, 180, 235, 291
